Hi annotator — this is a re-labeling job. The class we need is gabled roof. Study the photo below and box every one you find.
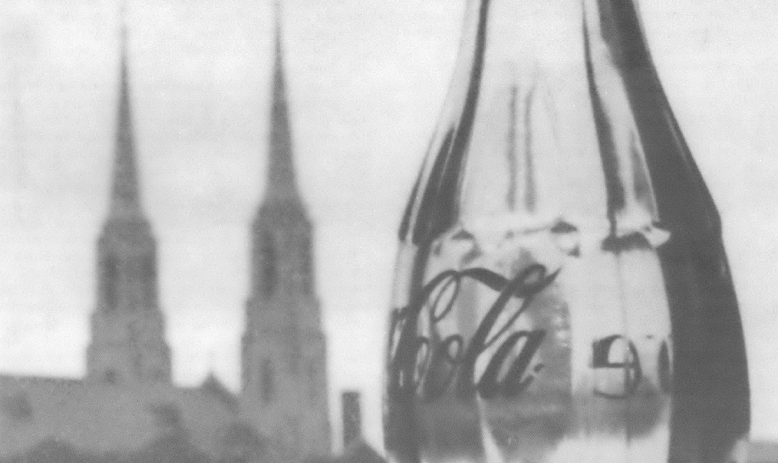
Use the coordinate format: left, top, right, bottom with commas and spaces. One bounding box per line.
749, 440, 778, 463
199, 372, 238, 411
339, 440, 386, 463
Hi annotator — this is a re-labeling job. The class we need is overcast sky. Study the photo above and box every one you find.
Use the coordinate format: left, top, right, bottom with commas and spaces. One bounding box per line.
1, 0, 777, 452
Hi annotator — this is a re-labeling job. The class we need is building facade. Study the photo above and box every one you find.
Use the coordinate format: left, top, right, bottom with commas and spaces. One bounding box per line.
0, 5, 329, 463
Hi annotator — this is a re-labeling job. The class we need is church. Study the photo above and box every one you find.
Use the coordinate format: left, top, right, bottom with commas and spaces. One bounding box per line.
0, 5, 330, 463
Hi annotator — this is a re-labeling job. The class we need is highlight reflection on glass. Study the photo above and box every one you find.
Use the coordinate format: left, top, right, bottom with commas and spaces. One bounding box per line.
383, 0, 750, 462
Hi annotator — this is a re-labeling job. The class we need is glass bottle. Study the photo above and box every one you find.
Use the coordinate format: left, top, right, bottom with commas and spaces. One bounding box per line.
383, 0, 749, 462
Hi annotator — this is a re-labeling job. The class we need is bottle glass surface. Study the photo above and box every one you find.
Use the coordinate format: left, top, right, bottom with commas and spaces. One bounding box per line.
383, 1, 749, 463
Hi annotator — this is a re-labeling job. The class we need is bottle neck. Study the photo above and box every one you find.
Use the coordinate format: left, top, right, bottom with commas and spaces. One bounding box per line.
405, 0, 673, 248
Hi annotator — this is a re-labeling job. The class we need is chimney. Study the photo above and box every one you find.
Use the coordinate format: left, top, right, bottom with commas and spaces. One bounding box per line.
342, 390, 361, 449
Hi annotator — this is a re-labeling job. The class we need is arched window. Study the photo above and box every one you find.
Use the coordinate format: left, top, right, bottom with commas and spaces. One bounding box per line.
1, 392, 32, 421
260, 232, 276, 295
104, 369, 118, 384
142, 254, 157, 306
261, 359, 274, 403
104, 253, 119, 310
300, 245, 312, 294
307, 363, 317, 405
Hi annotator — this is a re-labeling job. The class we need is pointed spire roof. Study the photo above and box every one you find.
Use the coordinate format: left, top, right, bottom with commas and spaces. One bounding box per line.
200, 372, 239, 409
264, 0, 301, 204
109, 9, 143, 220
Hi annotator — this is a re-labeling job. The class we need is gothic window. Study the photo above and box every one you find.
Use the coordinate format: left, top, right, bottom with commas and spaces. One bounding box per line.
142, 254, 156, 306
260, 231, 276, 295
300, 245, 312, 294
104, 369, 118, 384
307, 363, 317, 405
283, 418, 301, 448
261, 359, 274, 403
104, 253, 119, 310
128, 324, 142, 378
132, 355, 142, 378
149, 403, 181, 429
220, 422, 263, 462
1, 392, 32, 421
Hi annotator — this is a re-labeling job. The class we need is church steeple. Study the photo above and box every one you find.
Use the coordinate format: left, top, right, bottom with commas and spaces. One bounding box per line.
264, 0, 301, 204
249, 0, 314, 301
240, 2, 330, 459
86, 10, 171, 385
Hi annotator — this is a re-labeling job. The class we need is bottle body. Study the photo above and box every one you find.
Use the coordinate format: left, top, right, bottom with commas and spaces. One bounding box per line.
386, 218, 675, 463
383, 1, 749, 462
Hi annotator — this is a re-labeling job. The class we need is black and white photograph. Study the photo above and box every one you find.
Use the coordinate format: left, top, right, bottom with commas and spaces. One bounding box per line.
1, 0, 776, 462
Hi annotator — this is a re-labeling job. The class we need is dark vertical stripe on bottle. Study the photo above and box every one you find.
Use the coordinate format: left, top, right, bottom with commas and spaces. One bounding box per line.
384, 245, 431, 463
582, 17, 625, 236
506, 86, 519, 211
630, 138, 655, 218
523, 87, 537, 213
595, 0, 750, 461
399, 169, 423, 241
414, 130, 455, 244
412, 0, 491, 245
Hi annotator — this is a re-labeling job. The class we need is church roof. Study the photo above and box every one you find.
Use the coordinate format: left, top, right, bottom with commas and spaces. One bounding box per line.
0, 374, 239, 460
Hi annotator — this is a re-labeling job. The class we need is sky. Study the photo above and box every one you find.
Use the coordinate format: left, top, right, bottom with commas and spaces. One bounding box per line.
1, 0, 777, 453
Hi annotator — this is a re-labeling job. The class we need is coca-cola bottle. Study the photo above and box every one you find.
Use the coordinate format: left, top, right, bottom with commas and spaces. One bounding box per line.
383, 0, 749, 462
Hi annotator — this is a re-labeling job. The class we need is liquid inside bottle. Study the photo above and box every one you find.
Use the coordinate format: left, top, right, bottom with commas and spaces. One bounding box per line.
383, 1, 749, 462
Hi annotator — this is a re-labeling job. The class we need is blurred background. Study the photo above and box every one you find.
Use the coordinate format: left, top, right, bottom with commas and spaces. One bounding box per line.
0, 0, 776, 453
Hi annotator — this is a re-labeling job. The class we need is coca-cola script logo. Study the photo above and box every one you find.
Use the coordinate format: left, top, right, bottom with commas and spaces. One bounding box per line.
387, 263, 556, 402
387, 263, 672, 403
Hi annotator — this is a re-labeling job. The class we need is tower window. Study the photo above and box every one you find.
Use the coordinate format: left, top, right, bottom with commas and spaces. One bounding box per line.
1, 392, 32, 421
149, 403, 181, 429
104, 253, 119, 310
300, 245, 312, 294
260, 231, 276, 295
142, 254, 157, 306
104, 369, 118, 384
261, 359, 274, 403
307, 364, 317, 404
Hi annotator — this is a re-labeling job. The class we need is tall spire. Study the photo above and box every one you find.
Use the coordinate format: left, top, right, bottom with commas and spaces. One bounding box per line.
87, 4, 171, 385
264, 0, 301, 203
109, 6, 143, 219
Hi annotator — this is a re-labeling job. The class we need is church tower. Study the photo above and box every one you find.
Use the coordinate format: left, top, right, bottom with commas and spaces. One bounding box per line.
240, 3, 330, 461
86, 17, 171, 385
